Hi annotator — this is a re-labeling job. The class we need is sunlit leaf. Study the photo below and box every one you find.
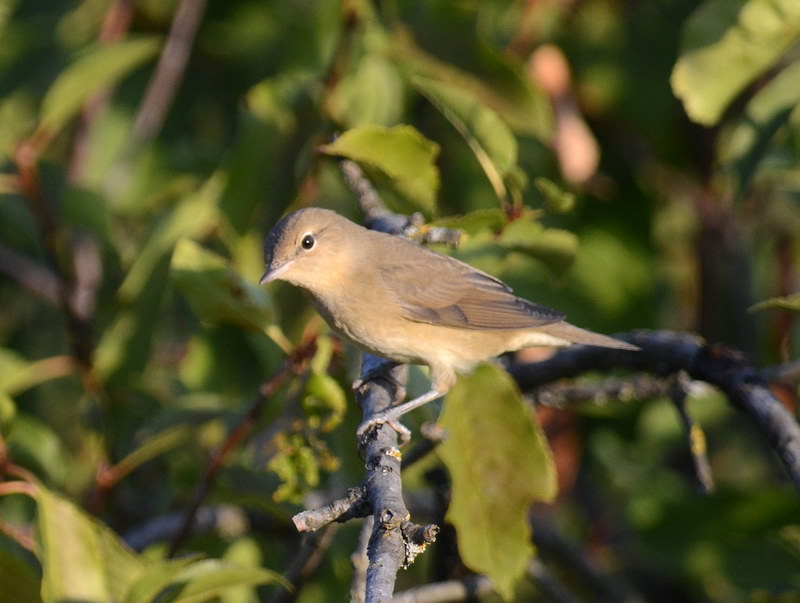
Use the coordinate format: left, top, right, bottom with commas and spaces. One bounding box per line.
671, 0, 800, 125
319, 125, 440, 214
158, 559, 288, 603
36, 487, 144, 602
37, 37, 161, 140
438, 364, 557, 601
171, 239, 273, 331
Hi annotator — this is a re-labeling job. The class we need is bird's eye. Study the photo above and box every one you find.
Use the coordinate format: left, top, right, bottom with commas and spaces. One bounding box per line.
301, 234, 315, 250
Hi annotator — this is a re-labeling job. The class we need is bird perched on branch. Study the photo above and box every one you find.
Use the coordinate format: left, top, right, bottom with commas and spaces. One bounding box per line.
261, 208, 637, 442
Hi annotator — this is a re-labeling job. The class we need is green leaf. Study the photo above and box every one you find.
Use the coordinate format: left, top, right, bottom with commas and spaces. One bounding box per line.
171, 239, 273, 331
118, 172, 223, 303
221, 71, 316, 234
671, 0, 800, 125
0, 350, 74, 397
534, 177, 576, 214
8, 415, 67, 485
319, 125, 440, 214
499, 218, 578, 276
432, 208, 507, 236
414, 76, 518, 203
37, 37, 161, 139
720, 59, 800, 197
328, 52, 406, 127
0, 536, 41, 603
392, 31, 553, 140
94, 257, 172, 383
112, 425, 195, 482
0, 91, 37, 161
303, 372, 347, 432
159, 559, 287, 603
438, 364, 557, 601
36, 486, 145, 602
123, 557, 199, 603
749, 293, 800, 313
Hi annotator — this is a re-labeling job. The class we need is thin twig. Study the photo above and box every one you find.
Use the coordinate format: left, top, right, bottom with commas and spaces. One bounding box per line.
669, 373, 715, 493
131, 0, 207, 145
292, 485, 369, 532
0, 242, 60, 304
14, 141, 96, 373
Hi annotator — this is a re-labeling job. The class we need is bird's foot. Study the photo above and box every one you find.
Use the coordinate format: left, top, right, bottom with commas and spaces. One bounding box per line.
352, 360, 402, 392
357, 411, 412, 446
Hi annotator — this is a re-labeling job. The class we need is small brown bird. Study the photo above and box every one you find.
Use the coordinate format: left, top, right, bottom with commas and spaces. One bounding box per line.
261, 208, 637, 441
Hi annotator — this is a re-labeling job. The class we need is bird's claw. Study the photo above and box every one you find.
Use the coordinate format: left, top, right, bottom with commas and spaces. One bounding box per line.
357, 412, 412, 446
352, 361, 402, 392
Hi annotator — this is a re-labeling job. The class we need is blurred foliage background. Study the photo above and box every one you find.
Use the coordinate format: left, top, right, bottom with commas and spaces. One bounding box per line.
1, 0, 799, 600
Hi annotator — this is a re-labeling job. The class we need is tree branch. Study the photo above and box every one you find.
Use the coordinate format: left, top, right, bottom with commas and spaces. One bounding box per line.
356, 357, 436, 601
292, 485, 368, 531
509, 330, 800, 492
131, 0, 207, 145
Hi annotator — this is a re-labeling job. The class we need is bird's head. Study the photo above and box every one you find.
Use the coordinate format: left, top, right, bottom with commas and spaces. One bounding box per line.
260, 208, 352, 291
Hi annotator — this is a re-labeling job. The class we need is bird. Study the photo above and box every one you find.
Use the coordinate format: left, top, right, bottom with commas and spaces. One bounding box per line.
260, 207, 637, 442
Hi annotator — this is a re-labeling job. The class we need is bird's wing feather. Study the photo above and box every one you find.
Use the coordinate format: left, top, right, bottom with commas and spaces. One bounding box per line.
378, 248, 565, 330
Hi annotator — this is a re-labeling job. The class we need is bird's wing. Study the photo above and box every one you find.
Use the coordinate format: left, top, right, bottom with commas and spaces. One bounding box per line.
378, 249, 565, 330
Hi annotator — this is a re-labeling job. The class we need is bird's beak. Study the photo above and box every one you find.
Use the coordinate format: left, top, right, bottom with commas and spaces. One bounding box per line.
259, 260, 293, 285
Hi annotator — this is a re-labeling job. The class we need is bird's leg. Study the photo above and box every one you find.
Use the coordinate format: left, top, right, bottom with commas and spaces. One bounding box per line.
356, 388, 445, 445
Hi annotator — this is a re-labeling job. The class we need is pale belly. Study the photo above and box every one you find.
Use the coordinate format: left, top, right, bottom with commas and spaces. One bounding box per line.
310, 291, 571, 375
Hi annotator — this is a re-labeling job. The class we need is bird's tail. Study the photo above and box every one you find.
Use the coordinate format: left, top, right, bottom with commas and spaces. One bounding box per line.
537, 322, 639, 351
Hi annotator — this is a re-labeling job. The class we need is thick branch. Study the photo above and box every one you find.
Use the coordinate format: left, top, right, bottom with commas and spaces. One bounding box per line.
509, 330, 800, 492
356, 357, 412, 601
